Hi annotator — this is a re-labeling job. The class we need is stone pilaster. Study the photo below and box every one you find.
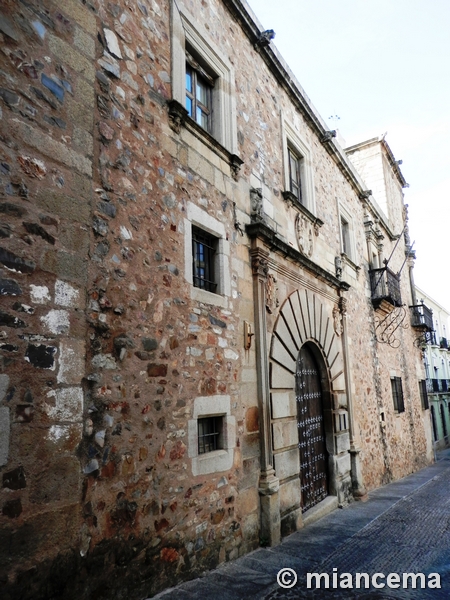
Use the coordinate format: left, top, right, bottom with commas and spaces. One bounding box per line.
339, 295, 368, 501
251, 246, 280, 546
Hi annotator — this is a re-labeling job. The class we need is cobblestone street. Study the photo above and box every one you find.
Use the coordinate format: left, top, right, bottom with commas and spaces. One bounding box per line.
153, 450, 450, 599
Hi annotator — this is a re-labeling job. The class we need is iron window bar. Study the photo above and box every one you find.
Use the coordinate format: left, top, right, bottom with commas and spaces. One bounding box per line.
391, 376, 405, 413
198, 416, 222, 454
419, 380, 429, 410
369, 266, 402, 308
409, 302, 433, 331
427, 379, 450, 394
192, 227, 217, 293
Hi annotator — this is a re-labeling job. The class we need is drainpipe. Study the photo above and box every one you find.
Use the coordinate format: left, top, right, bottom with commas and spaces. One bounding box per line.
339, 294, 368, 500
250, 245, 280, 546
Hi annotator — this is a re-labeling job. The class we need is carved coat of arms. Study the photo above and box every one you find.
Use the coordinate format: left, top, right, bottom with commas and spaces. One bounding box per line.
295, 213, 314, 257
266, 273, 279, 314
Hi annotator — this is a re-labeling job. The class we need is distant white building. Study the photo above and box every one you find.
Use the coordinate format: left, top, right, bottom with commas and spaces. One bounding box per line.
415, 286, 450, 449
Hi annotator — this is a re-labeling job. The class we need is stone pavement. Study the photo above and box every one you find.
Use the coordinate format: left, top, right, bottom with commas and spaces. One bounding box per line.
152, 450, 450, 599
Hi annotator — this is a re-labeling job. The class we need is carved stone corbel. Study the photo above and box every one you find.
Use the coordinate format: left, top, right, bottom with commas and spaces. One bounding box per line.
251, 254, 269, 278
230, 154, 244, 181
320, 130, 336, 143
250, 187, 264, 223
359, 190, 372, 201
167, 99, 188, 134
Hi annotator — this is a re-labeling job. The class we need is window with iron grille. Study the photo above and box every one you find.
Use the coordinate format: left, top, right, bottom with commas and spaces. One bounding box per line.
391, 377, 405, 413
288, 146, 303, 203
185, 52, 213, 133
419, 379, 429, 410
431, 405, 438, 441
440, 403, 448, 437
198, 416, 223, 454
192, 226, 218, 293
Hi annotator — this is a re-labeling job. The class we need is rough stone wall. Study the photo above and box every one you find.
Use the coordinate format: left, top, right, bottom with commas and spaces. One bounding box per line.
0, 0, 95, 596
0, 0, 432, 598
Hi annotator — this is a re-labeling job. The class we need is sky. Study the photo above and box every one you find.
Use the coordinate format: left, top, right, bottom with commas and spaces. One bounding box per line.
248, 0, 450, 310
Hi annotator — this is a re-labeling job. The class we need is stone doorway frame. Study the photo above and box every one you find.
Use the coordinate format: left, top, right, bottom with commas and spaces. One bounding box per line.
269, 288, 348, 535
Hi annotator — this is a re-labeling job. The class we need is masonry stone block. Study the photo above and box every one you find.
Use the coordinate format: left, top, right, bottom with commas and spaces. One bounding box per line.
44, 388, 83, 422
57, 340, 86, 384
335, 432, 350, 454
279, 478, 301, 512
0, 407, 10, 466
274, 315, 299, 359
271, 336, 296, 373
48, 35, 95, 80
273, 419, 297, 450
12, 120, 92, 177
0, 374, 10, 401
274, 448, 299, 481
271, 363, 295, 390
289, 291, 308, 343
335, 452, 351, 477
271, 391, 295, 419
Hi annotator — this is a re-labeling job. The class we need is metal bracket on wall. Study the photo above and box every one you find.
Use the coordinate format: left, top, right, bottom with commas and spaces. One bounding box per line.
244, 321, 254, 350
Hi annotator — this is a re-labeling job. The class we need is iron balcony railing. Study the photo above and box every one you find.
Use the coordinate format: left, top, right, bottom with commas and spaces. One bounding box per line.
426, 379, 450, 394
409, 302, 433, 331
369, 267, 402, 309
440, 337, 449, 349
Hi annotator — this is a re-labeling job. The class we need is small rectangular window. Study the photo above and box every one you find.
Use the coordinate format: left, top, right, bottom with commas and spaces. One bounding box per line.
288, 147, 303, 203
419, 379, 429, 410
192, 226, 218, 293
391, 377, 405, 413
198, 416, 223, 454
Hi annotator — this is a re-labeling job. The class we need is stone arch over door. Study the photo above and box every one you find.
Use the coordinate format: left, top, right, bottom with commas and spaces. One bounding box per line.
269, 287, 348, 536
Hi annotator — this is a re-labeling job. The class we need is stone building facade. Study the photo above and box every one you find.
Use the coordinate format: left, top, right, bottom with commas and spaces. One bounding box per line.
0, 0, 432, 598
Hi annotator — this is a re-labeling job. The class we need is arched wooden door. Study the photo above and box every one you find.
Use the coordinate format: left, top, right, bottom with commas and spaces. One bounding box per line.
296, 344, 328, 512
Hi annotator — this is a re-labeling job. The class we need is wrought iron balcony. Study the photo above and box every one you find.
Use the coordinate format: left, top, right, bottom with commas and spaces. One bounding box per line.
409, 302, 433, 331
427, 379, 450, 394
369, 267, 402, 309
440, 337, 449, 349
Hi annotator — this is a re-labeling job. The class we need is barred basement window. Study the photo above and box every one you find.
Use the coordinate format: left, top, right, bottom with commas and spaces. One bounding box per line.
198, 416, 223, 454
391, 377, 405, 413
419, 379, 429, 410
192, 226, 218, 293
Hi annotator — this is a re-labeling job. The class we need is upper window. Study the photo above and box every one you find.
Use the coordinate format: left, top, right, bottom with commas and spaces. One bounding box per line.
171, 2, 237, 153
288, 146, 303, 203
391, 377, 405, 413
282, 117, 316, 214
338, 205, 357, 266
340, 216, 351, 256
185, 52, 213, 133
192, 226, 218, 293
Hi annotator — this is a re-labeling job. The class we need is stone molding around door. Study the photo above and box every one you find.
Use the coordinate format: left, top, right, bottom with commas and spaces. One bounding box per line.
268, 287, 350, 535
269, 288, 345, 393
